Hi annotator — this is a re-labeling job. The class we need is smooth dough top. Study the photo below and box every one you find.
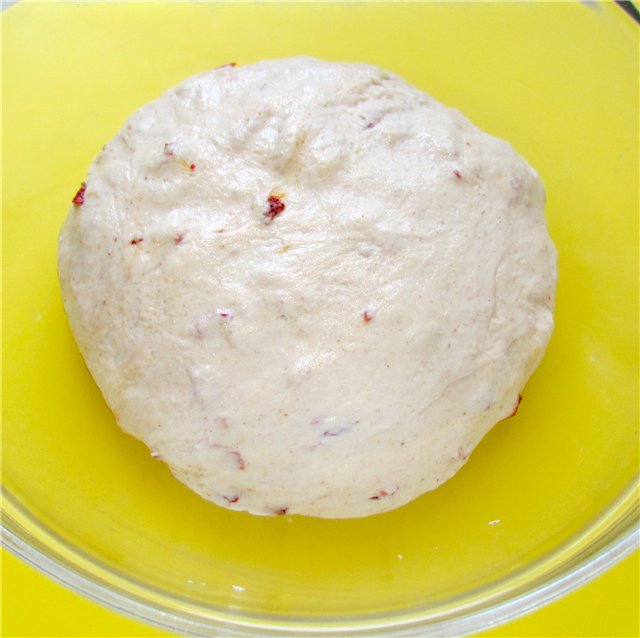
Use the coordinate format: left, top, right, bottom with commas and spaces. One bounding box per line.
58, 57, 556, 518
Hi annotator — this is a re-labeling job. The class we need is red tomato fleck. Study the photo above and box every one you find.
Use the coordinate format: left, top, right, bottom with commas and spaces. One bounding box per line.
229, 450, 245, 470
323, 428, 345, 437
264, 195, 286, 222
189, 163, 196, 171
224, 495, 240, 504
274, 507, 289, 516
130, 237, 144, 245
174, 233, 184, 245
369, 487, 397, 500
363, 309, 375, 322
72, 182, 86, 205
453, 170, 462, 179
508, 394, 523, 418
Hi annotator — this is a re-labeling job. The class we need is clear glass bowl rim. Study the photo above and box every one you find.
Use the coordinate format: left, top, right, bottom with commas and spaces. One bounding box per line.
2, 478, 638, 637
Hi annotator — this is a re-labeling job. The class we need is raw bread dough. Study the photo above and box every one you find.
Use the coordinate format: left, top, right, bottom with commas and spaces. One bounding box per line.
58, 57, 557, 518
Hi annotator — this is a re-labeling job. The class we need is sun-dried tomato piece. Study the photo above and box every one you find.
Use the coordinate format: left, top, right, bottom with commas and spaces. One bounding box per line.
264, 195, 285, 222
508, 394, 523, 418
72, 182, 86, 206
228, 450, 245, 470
369, 486, 398, 500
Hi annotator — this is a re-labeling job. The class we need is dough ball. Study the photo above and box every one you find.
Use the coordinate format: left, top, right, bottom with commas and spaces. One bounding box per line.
58, 57, 556, 518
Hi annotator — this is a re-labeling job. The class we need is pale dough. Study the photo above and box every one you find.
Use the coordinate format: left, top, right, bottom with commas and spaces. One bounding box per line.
58, 57, 557, 518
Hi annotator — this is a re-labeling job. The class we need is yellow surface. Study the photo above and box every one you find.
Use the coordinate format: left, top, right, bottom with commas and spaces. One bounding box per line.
2, 547, 639, 637
2, 0, 638, 634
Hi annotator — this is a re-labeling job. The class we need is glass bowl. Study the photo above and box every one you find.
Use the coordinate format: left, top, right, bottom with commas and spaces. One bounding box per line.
2, 2, 638, 635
